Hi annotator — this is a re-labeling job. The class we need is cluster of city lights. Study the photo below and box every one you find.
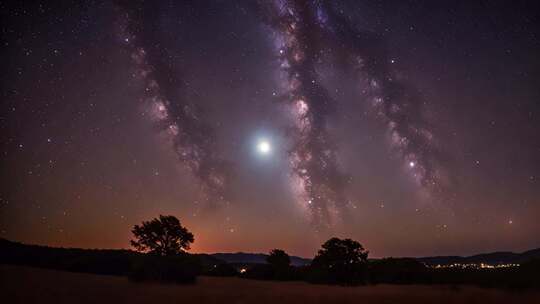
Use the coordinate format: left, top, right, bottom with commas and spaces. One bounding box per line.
431, 263, 520, 269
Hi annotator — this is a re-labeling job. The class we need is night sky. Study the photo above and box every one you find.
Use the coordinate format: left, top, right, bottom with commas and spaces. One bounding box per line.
1, 0, 539, 258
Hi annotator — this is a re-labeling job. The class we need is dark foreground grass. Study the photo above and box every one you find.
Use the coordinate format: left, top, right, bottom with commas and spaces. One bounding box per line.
2, 265, 540, 304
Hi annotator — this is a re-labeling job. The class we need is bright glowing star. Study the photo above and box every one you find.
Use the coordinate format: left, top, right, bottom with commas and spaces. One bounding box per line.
257, 140, 271, 154
409, 161, 415, 168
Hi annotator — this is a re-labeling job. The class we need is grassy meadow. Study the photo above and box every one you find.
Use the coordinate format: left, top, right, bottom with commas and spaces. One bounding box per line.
2, 265, 540, 304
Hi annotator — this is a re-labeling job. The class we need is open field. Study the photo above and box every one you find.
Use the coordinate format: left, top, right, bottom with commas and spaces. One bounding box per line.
2, 265, 540, 304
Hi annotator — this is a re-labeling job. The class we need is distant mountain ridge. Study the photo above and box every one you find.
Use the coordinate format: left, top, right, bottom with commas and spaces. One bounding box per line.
415, 248, 540, 265
1, 238, 538, 267
211, 248, 540, 266
211, 252, 311, 266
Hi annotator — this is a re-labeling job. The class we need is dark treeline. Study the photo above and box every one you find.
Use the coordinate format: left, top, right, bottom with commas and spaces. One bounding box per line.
234, 246, 540, 289
2, 214, 539, 289
0, 238, 219, 284
2, 238, 540, 289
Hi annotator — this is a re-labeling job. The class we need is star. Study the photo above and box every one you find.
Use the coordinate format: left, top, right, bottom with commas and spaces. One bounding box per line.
257, 139, 271, 155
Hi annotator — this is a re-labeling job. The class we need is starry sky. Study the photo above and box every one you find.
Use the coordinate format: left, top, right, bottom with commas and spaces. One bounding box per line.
1, 0, 539, 258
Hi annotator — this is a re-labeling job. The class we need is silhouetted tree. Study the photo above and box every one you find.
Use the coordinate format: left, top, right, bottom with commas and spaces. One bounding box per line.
267, 249, 291, 268
310, 237, 369, 285
131, 215, 194, 256
266, 249, 293, 280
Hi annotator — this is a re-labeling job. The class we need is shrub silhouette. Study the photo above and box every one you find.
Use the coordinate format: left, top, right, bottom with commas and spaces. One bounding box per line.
205, 263, 239, 277
242, 263, 274, 280
369, 258, 428, 284
128, 254, 199, 284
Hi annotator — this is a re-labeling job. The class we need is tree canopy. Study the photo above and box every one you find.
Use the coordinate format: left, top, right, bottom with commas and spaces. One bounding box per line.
311, 237, 369, 284
130, 215, 194, 256
267, 249, 291, 269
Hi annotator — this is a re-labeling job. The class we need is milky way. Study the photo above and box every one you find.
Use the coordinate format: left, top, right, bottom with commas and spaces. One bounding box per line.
261, 1, 351, 227
116, 4, 232, 206
118, 0, 449, 226
259, 0, 449, 225
318, 2, 449, 195
114, 0, 450, 226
